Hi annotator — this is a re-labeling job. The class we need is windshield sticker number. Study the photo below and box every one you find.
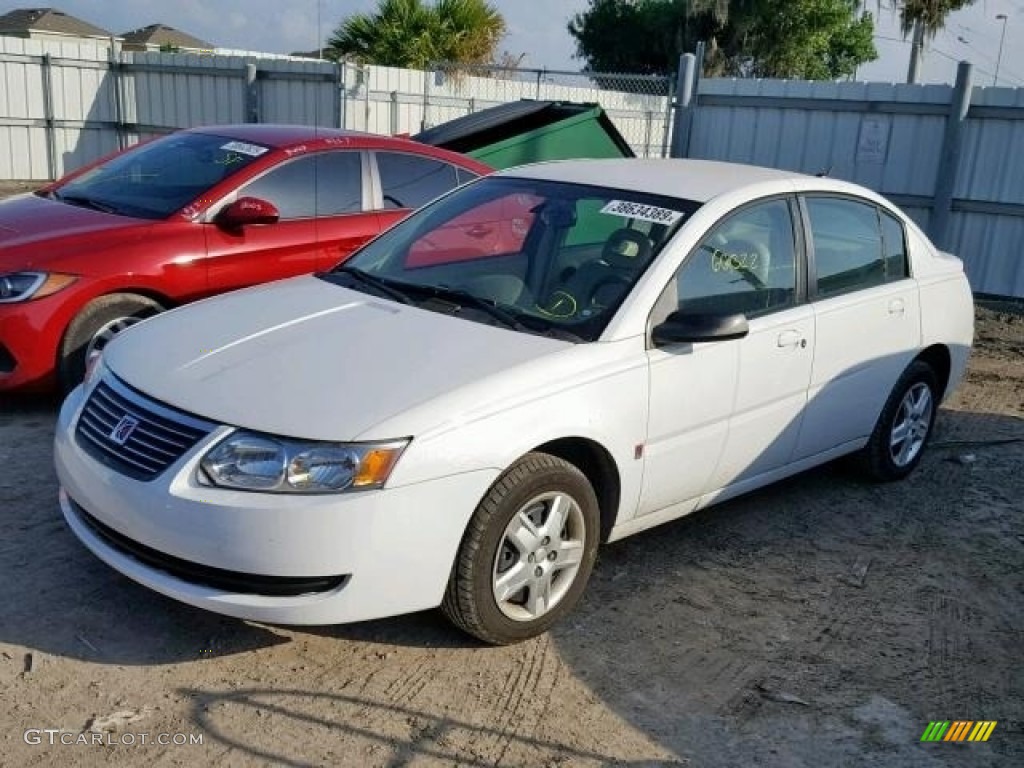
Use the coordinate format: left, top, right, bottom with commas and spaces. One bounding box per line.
600, 200, 684, 226
219, 141, 269, 157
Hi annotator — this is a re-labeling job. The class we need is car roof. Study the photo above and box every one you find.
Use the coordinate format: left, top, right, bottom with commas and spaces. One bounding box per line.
498, 158, 810, 203
184, 124, 493, 173
187, 124, 374, 147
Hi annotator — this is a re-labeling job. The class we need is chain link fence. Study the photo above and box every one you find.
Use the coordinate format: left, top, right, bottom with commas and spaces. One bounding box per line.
426, 64, 675, 158
341, 61, 675, 158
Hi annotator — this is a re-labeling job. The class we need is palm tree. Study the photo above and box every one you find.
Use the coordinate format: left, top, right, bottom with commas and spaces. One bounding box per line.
327, 0, 505, 69
893, 0, 976, 82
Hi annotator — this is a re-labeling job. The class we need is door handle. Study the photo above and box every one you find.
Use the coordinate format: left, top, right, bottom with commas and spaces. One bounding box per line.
466, 225, 493, 239
888, 298, 906, 315
777, 330, 806, 348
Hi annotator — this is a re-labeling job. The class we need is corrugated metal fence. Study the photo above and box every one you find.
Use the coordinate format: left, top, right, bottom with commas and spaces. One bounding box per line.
682, 75, 1024, 298
0, 36, 1021, 296
0, 37, 670, 182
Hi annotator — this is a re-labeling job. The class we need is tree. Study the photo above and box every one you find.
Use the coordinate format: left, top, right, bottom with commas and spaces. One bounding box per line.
742, 0, 876, 79
568, 0, 877, 80
327, 0, 505, 69
891, 1, 976, 82
567, 0, 728, 75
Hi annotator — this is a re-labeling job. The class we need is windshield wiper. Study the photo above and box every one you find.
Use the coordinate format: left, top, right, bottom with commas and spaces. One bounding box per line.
56, 193, 120, 215
427, 285, 531, 333
333, 266, 414, 305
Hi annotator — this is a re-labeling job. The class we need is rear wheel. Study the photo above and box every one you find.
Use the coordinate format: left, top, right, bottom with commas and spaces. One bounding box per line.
58, 293, 163, 392
442, 452, 600, 645
860, 360, 938, 481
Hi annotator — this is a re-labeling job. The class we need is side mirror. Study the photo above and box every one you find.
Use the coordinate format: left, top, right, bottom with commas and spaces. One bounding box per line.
217, 196, 280, 229
652, 311, 749, 346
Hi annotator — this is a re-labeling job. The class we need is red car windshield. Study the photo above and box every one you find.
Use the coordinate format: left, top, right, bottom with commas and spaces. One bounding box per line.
52, 132, 270, 220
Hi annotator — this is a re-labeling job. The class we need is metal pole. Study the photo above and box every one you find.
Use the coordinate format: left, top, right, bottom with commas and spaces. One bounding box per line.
338, 60, 347, 129
994, 14, 1008, 86
661, 73, 674, 157
907, 20, 924, 84
40, 53, 57, 179
244, 62, 259, 123
930, 61, 972, 250
108, 37, 126, 150
421, 67, 430, 131
669, 53, 696, 158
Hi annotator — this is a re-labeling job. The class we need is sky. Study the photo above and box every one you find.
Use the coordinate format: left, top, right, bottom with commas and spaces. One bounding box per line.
18, 0, 1024, 87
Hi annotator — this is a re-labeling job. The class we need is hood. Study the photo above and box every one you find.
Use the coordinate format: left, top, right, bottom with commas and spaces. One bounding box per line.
104, 276, 572, 441
0, 193, 150, 268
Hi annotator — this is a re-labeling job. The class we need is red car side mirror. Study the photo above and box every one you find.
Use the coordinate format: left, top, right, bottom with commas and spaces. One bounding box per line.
217, 196, 280, 228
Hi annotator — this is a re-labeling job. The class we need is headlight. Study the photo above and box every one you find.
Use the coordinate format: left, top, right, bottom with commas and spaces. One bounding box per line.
0, 271, 77, 303
199, 431, 409, 494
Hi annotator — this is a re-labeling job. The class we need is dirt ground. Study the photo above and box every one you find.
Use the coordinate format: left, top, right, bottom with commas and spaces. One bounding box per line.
0, 181, 1021, 766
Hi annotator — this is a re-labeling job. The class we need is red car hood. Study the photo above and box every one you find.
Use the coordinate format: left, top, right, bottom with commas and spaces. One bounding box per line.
0, 192, 152, 269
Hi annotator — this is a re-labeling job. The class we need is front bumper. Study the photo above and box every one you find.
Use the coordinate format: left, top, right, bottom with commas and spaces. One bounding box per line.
55, 384, 500, 625
0, 300, 63, 391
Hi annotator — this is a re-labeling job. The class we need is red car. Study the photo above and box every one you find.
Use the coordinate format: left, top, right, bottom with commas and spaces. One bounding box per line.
0, 125, 492, 393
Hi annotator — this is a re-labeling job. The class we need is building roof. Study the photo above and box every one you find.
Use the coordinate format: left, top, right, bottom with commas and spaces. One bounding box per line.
0, 7, 113, 38
119, 23, 211, 50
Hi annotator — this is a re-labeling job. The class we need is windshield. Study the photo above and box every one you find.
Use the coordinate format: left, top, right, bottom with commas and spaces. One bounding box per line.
324, 177, 701, 342
52, 132, 269, 219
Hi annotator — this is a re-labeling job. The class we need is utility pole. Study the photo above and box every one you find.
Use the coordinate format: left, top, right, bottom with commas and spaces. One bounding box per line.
994, 14, 1009, 86
907, 19, 924, 84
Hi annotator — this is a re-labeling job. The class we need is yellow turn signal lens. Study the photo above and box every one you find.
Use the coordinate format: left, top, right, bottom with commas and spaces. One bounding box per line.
353, 446, 405, 488
35, 273, 78, 298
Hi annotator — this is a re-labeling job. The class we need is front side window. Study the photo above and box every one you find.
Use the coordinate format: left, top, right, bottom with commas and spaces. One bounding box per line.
806, 197, 886, 297
325, 177, 701, 342
376, 152, 460, 210
54, 132, 268, 219
238, 151, 363, 220
666, 198, 798, 319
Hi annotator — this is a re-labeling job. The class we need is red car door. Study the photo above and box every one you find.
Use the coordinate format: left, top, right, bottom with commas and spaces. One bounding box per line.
205, 150, 377, 292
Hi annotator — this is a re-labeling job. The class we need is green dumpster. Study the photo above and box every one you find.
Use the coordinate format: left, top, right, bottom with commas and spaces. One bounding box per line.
414, 100, 635, 170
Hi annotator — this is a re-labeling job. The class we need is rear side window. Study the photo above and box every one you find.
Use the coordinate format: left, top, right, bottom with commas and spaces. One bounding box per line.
806, 198, 885, 297
377, 152, 459, 210
880, 210, 909, 280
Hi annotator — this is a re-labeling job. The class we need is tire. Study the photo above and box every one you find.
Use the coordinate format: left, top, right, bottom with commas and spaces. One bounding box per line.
860, 360, 939, 482
442, 452, 601, 645
58, 293, 163, 392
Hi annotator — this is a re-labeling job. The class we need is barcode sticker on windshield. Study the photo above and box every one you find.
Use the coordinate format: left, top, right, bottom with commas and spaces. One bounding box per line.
220, 141, 269, 157
600, 200, 684, 226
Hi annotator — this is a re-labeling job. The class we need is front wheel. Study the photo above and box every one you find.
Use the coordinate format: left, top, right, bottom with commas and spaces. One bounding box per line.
860, 360, 939, 481
58, 293, 163, 392
442, 452, 600, 645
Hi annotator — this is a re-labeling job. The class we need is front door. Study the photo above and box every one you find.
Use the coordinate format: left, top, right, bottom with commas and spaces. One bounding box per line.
641, 197, 812, 514
205, 150, 376, 292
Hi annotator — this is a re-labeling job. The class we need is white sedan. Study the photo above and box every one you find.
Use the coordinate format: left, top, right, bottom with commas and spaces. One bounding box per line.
54, 159, 974, 645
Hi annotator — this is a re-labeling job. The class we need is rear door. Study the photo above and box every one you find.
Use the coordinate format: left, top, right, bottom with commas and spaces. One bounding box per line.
204, 150, 376, 292
792, 195, 920, 460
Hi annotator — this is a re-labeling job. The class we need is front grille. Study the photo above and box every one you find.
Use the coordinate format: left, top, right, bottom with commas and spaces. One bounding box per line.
75, 377, 214, 480
69, 497, 349, 597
